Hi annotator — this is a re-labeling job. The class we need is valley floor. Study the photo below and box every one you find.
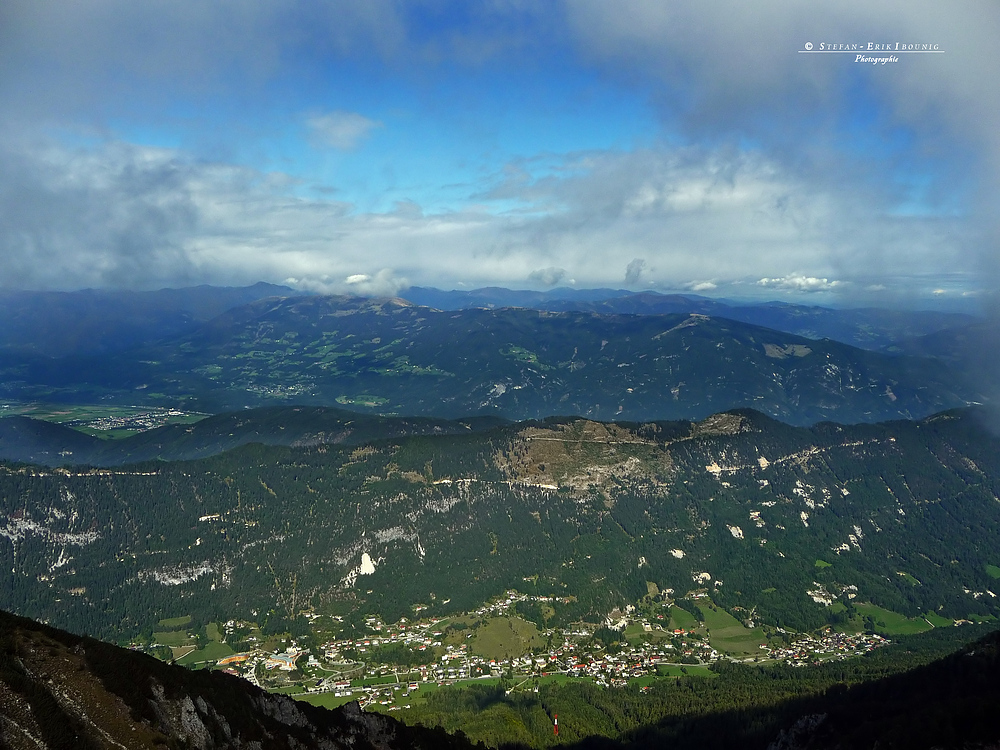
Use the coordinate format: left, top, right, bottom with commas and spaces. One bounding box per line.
140, 589, 932, 714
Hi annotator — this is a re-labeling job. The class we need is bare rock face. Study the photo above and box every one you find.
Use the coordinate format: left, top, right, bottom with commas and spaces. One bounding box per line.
0, 609, 471, 750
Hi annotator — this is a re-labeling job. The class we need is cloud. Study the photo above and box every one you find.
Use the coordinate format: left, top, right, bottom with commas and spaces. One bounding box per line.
686, 280, 717, 292
307, 111, 382, 151
0, 135, 977, 298
341, 269, 408, 296
624, 258, 646, 285
0, 137, 202, 289
527, 266, 566, 286
563, 0, 999, 290
757, 275, 842, 292
0, 0, 409, 123
0, 0, 992, 307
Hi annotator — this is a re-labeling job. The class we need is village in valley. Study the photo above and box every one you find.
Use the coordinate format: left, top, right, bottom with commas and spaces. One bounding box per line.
145, 590, 891, 713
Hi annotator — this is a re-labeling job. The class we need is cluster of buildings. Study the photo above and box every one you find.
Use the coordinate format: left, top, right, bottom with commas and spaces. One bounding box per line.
762, 630, 888, 665
199, 592, 892, 707
73, 409, 189, 432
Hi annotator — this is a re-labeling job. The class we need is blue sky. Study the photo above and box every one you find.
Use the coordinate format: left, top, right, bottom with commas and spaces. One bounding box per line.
0, 1, 995, 308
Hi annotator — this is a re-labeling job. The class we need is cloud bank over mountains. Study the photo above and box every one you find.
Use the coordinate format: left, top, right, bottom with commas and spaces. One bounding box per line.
0, 1, 994, 304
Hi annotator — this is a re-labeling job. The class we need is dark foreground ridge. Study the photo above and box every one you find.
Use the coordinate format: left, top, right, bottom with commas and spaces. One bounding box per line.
0, 609, 475, 750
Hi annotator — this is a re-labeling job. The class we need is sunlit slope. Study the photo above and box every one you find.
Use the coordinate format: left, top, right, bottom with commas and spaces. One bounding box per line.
4, 406, 1000, 641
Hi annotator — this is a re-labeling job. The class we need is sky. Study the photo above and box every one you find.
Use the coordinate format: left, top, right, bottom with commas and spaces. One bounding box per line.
0, 0, 996, 308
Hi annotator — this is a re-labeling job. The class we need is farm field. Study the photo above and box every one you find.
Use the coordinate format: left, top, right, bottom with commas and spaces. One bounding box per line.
470, 617, 545, 660
855, 603, 934, 635
177, 641, 235, 666
153, 630, 195, 647
666, 606, 699, 631
698, 604, 767, 656
924, 611, 954, 628
157, 615, 193, 628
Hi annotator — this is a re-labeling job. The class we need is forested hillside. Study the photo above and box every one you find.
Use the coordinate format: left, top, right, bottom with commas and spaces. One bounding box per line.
3, 407, 1000, 643
0, 406, 506, 466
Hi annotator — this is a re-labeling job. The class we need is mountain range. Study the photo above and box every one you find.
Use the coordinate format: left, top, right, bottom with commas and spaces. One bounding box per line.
401, 286, 977, 351
0, 284, 977, 358
1, 294, 981, 425
0, 282, 296, 358
1, 283, 999, 747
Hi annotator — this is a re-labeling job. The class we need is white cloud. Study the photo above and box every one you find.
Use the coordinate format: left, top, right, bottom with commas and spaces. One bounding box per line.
341, 268, 408, 297
0, 0, 992, 304
307, 111, 382, 151
564, 0, 1000, 289
757, 275, 842, 292
624, 258, 646, 285
527, 266, 566, 286
0, 135, 977, 297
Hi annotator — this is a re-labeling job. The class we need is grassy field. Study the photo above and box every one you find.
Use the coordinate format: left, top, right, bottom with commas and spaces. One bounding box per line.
205, 622, 224, 642
623, 622, 647, 641
170, 645, 197, 661
924, 611, 954, 628
470, 617, 544, 660
651, 664, 717, 679
298, 693, 359, 710
300, 676, 501, 711
814, 559, 832, 569
986, 564, 1000, 580
698, 604, 767, 656
855, 603, 933, 635
270, 685, 306, 696
967, 613, 997, 624
666, 605, 699, 631
176, 641, 234, 665
154, 630, 195, 647
158, 615, 192, 629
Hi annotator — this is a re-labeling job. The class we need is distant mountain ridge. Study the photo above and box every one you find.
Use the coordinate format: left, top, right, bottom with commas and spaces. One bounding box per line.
401, 286, 977, 351
3, 295, 978, 425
